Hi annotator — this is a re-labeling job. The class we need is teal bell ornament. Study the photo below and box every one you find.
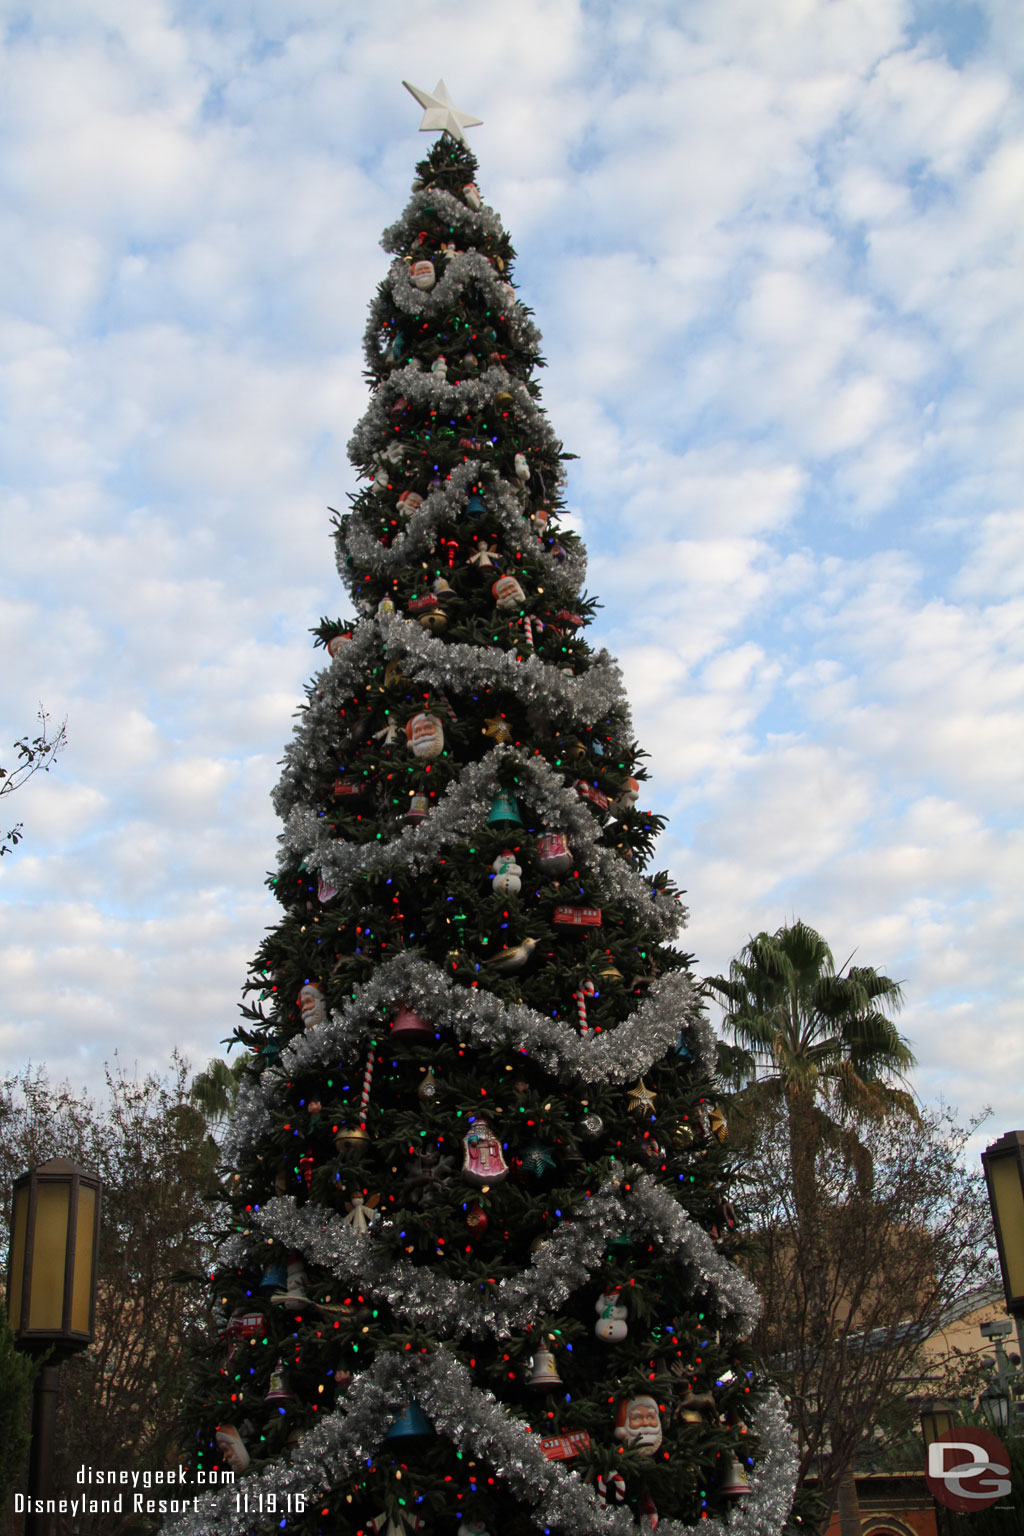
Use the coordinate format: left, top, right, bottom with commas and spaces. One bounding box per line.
488, 790, 522, 825
466, 492, 487, 514
384, 1399, 435, 1441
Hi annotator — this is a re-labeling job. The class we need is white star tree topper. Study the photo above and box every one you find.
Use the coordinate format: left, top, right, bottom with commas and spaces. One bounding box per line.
402, 79, 483, 145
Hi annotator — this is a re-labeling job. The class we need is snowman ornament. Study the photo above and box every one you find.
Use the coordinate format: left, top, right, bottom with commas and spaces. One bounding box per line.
594, 1286, 629, 1343
491, 850, 522, 896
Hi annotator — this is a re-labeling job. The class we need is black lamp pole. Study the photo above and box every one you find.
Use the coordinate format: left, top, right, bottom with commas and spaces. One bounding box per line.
6, 1158, 102, 1536
920, 1399, 956, 1536
981, 1130, 1024, 1369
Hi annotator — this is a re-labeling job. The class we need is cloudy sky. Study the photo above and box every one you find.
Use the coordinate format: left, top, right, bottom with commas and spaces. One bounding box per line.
1, 0, 1021, 1153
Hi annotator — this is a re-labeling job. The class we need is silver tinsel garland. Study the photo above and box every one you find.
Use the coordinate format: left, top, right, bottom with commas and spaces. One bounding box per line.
338, 442, 586, 596
216, 1167, 758, 1343
278, 745, 679, 941
271, 608, 619, 820
220, 944, 711, 1172
170, 1338, 795, 1536
278, 955, 705, 1085
380, 187, 510, 261
364, 245, 541, 356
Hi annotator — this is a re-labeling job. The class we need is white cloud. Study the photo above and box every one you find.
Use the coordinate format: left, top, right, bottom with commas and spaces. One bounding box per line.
1, 0, 1022, 1153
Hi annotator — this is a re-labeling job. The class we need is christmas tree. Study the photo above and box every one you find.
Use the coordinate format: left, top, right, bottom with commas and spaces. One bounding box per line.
179, 84, 796, 1536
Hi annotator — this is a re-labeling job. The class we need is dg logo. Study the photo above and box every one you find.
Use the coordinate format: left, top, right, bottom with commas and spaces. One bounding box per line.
925, 1426, 1012, 1512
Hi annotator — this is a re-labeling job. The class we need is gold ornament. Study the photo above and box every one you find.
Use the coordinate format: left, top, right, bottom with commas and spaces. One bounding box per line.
627, 1079, 657, 1114
334, 1124, 370, 1149
418, 1067, 440, 1104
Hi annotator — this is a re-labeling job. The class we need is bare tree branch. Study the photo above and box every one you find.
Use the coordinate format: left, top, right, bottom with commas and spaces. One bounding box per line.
0, 707, 68, 856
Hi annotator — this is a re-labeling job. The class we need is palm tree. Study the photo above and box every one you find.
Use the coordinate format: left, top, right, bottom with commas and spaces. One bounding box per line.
707, 919, 914, 1243
188, 1055, 247, 1125
705, 920, 915, 1536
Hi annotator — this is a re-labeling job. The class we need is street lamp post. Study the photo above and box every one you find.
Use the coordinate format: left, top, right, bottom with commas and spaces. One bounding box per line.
6, 1158, 102, 1536
920, 1400, 957, 1536
981, 1130, 1024, 1363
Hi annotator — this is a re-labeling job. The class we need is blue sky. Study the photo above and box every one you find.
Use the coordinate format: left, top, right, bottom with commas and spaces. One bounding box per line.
1, 0, 1021, 1157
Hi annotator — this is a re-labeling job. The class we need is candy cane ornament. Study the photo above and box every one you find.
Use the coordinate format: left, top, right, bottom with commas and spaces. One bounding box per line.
575, 979, 596, 1034
358, 1042, 376, 1132
523, 614, 544, 650
596, 1471, 626, 1507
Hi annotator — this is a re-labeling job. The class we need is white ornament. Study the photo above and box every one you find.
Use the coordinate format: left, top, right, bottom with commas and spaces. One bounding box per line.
284, 1254, 308, 1311
462, 182, 483, 211
468, 539, 499, 570
594, 1286, 628, 1342
402, 79, 483, 146
514, 452, 529, 484
491, 850, 522, 896
373, 718, 401, 746
410, 260, 436, 291
342, 1194, 377, 1235
431, 355, 447, 376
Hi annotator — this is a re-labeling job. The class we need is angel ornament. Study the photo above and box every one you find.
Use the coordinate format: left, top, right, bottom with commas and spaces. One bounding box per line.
342, 1192, 381, 1235
373, 718, 401, 746
467, 538, 500, 570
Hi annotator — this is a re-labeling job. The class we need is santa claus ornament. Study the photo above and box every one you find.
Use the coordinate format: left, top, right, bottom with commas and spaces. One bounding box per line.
492, 574, 526, 610
614, 1394, 663, 1456
409, 259, 436, 290
406, 713, 444, 759
297, 983, 326, 1031
214, 1424, 250, 1473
